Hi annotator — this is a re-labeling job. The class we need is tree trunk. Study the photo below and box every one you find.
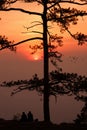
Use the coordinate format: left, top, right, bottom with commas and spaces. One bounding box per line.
42, 0, 50, 122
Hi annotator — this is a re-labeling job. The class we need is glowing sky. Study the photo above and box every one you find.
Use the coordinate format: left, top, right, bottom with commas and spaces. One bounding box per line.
0, 1, 87, 124
0, 1, 87, 62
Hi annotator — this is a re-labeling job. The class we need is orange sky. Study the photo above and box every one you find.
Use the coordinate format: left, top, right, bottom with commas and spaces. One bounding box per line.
0, 1, 87, 76
0, 1, 87, 75
0, 1, 87, 61
0, 1, 87, 123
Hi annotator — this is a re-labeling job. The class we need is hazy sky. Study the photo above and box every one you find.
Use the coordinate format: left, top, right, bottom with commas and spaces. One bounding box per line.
0, 1, 87, 124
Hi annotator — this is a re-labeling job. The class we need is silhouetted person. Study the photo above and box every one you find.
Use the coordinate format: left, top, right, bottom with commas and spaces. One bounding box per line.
27, 111, 34, 122
20, 112, 27, 122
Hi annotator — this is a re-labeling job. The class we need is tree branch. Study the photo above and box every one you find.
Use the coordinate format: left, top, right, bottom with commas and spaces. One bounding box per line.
0, 7, 42, 16
47, 0, 61, 10
48, 12, 87, 21
0, 37, 43, 51
60, 0, 87, 5
23, 23, 42, 30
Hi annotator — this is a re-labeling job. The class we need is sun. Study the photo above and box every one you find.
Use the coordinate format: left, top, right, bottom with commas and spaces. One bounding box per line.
17, 44, 43, 61
34, 57, 38, 60
33, 55, 40, 60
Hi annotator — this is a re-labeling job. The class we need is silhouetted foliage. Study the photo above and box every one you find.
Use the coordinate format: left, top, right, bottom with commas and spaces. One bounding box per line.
0, 0, 87, 122
0, 35, 16, 51
74, 102, 87, 124
1, 70, 87, 100
2, 70, 87, 124
0, 0, 87, 49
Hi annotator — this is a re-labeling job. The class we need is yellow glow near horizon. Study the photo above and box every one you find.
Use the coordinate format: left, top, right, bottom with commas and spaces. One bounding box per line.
33, 54, 42, 61
17, 42, 43, 61
0, 1, 87, 61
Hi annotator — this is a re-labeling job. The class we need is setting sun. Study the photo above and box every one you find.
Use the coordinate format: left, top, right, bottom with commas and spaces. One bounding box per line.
32, 53, 43, 61
0, 0, 87, 126
34, 55, 39, 60
17, 44, 43, 61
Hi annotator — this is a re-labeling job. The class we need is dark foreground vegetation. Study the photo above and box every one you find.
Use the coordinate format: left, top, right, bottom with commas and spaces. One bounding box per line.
0, 120, 87, 130
0, 0, 87, 122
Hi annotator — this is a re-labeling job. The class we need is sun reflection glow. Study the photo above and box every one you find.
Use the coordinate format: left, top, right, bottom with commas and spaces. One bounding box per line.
18, 44, 43, 61
34, 55, 39, 60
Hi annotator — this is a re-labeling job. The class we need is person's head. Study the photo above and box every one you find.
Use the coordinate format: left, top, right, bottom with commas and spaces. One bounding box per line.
23, 112, 25, 114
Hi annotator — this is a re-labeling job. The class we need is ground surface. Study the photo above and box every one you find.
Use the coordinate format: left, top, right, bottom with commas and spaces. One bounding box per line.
0, 120, 87, 130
